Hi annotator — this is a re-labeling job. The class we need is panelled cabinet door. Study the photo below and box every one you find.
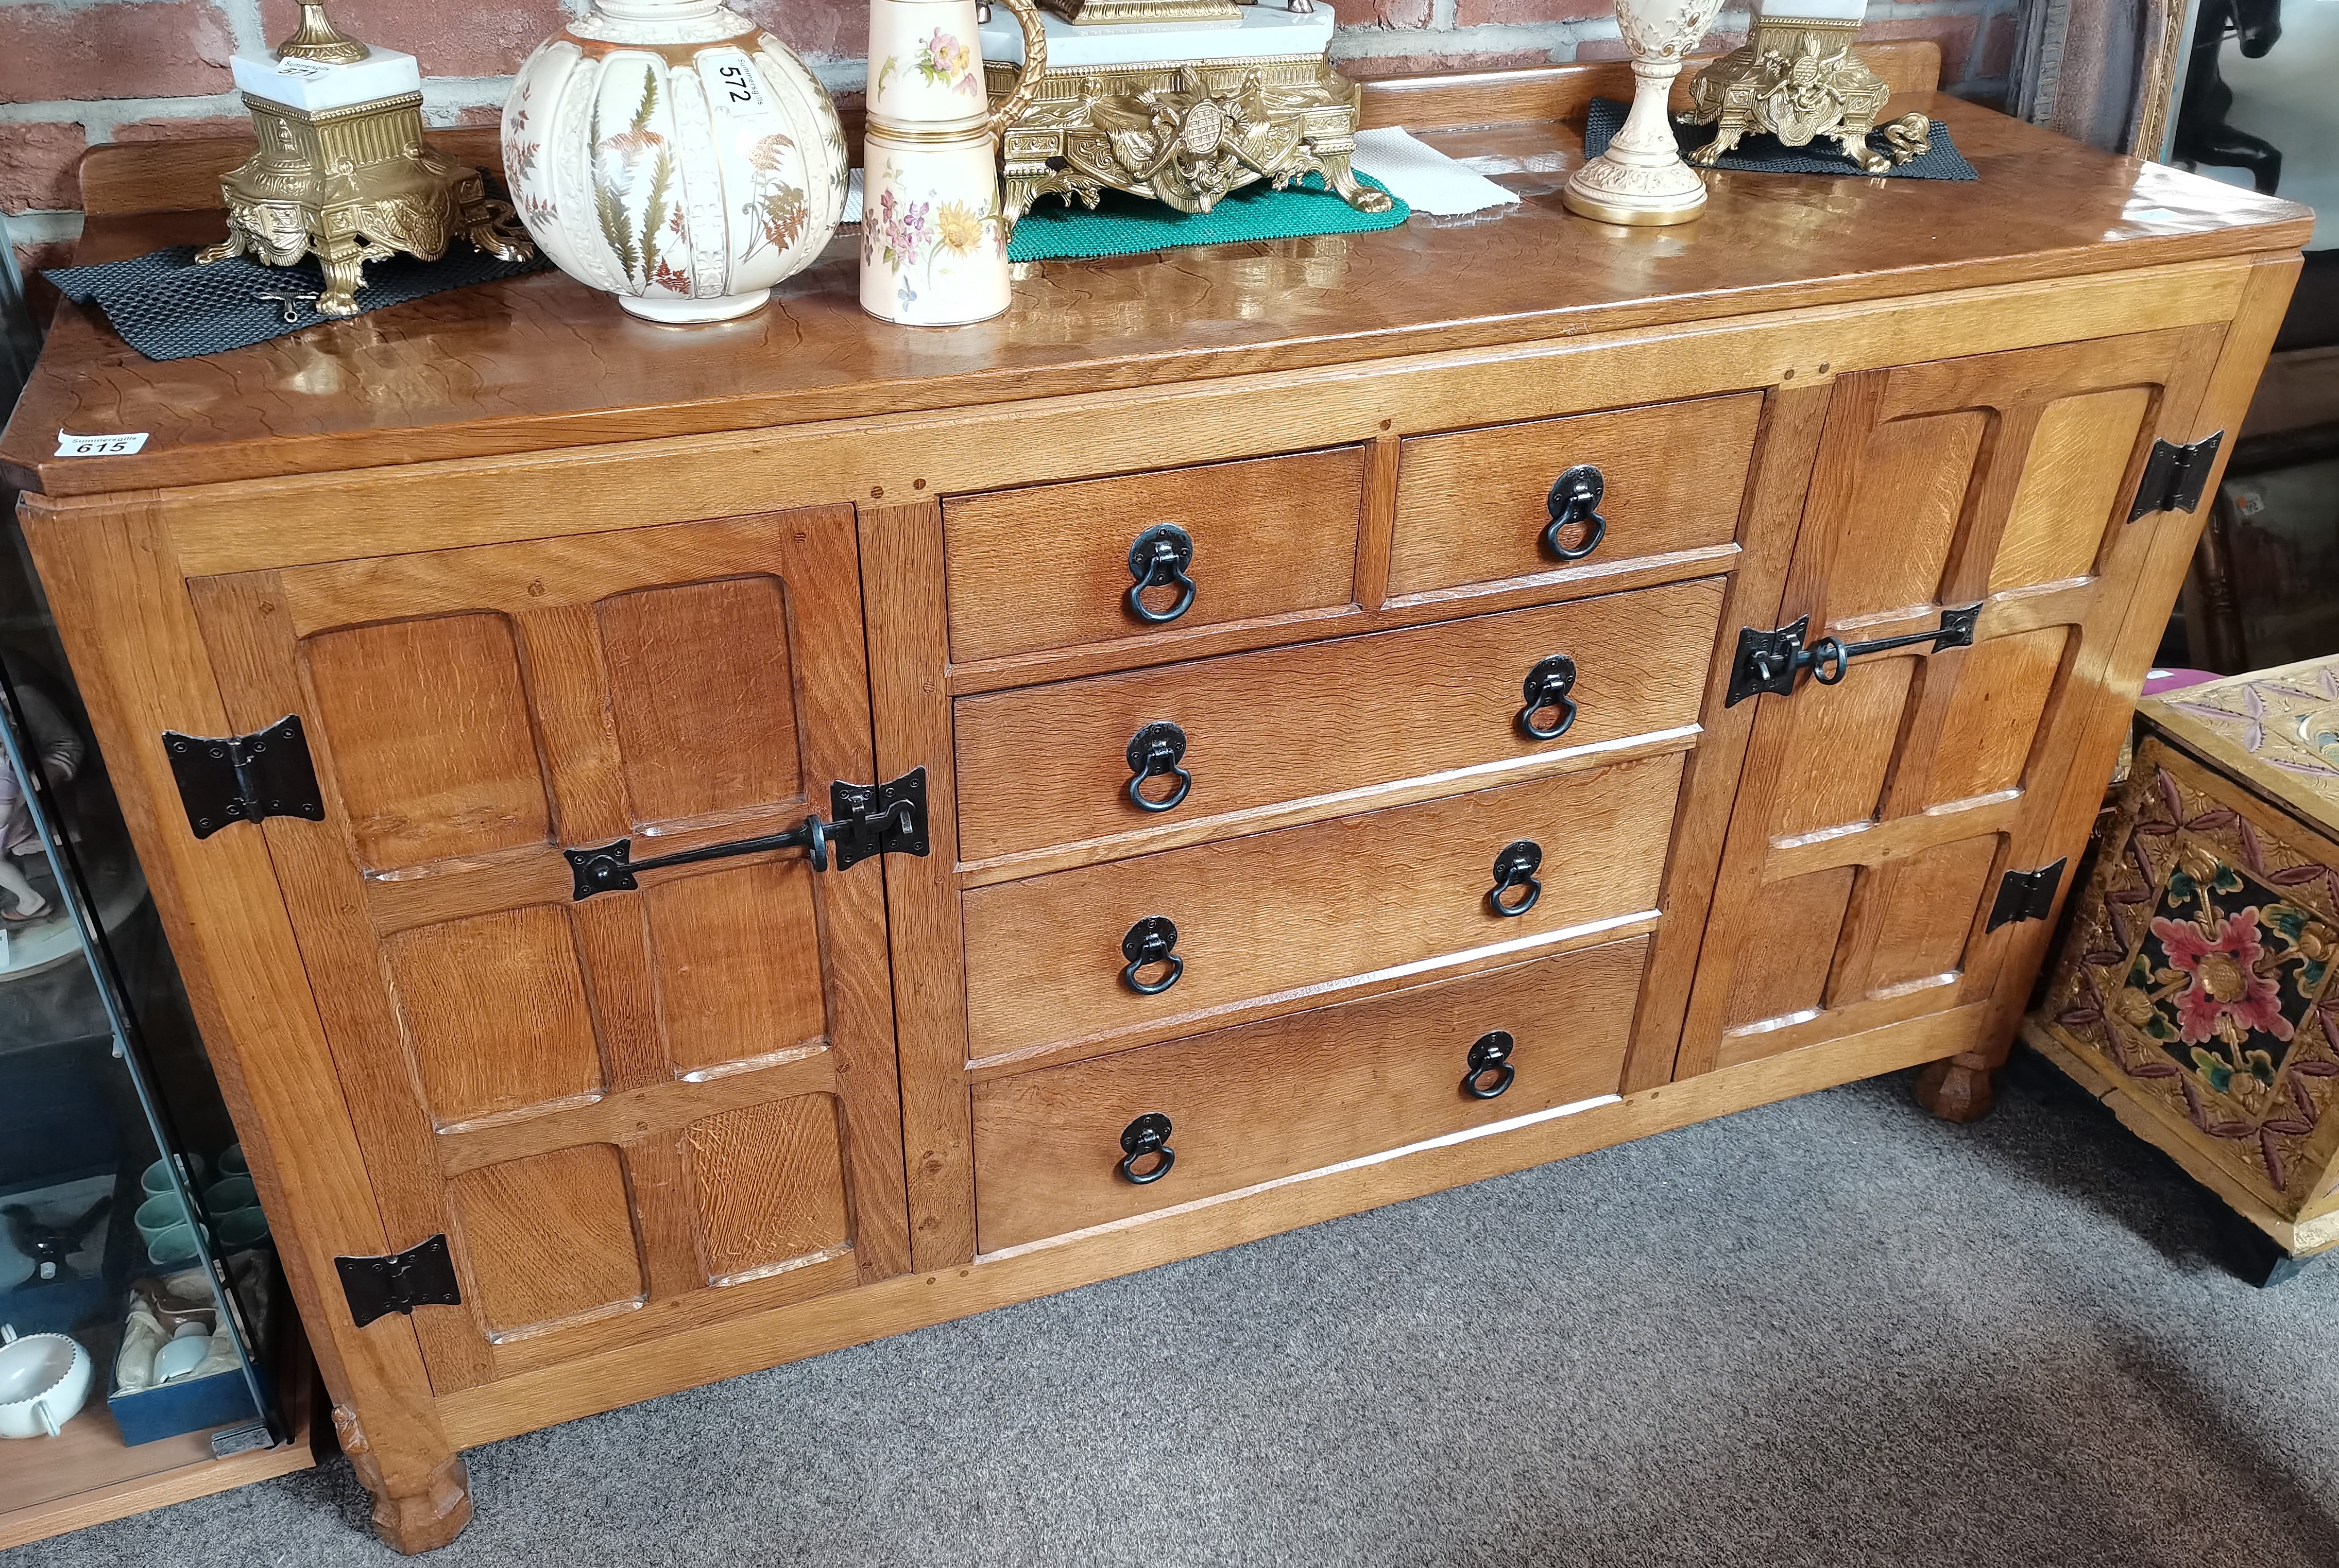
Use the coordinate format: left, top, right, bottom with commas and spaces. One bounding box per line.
188, 507, 911, 1393
1677, 330, 2223, 1076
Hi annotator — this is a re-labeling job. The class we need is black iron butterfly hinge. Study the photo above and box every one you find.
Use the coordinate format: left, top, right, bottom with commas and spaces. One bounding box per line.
162, 716, 325, 839
2127, 432, 2225, 522
1986, 858, 2069, 932
334, 1234, 463, 1328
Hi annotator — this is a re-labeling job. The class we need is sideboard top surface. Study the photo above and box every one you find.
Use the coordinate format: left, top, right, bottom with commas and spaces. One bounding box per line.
1, 79, 2310, 499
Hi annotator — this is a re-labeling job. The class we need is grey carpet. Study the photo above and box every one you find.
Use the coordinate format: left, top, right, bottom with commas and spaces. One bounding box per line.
12, 1049, 2339, 1568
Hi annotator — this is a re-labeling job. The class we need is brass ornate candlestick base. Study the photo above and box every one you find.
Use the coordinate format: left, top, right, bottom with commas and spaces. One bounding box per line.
1685, 14, 1932, 173
197, 3, 531, 317
982, 6, 1388, 234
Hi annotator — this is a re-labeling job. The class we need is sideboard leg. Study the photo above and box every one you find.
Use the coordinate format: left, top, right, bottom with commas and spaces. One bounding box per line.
334, 1405, 473, 1554
1915, 1052, 1996, 1123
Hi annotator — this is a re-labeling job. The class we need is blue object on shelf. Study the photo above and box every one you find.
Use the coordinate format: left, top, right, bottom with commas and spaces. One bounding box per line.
108, 1357, 267, 1447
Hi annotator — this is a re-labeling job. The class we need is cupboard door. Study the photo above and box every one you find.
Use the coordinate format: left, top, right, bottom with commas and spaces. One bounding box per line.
189, 508, 910, 1393
1677, 330, 2222, 1076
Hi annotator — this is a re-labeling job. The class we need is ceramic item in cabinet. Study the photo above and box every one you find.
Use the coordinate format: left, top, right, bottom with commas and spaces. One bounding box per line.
859, 0, 1047, 324
1562, 0, 1726, 223
0, 1325, 92, 1438
503, 0, 850, 323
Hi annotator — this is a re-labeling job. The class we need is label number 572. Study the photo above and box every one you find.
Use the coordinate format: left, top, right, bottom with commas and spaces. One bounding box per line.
716, 63, 759, 105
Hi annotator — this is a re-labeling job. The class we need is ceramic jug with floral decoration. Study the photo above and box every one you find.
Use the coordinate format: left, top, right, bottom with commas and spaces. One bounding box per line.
860, 0, 1045, 325
502, 0, 848, 323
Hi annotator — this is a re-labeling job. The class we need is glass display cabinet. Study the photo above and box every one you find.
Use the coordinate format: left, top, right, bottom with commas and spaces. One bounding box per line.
0, 228, 315, 1552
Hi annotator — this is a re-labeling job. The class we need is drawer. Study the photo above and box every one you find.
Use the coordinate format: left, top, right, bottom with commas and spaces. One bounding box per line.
954, 576, 1724, 867
943, 449, 1364, 665
961, 751, 1684, 1067
972, 937, 1648, 1250
1390, 393, 1763, 598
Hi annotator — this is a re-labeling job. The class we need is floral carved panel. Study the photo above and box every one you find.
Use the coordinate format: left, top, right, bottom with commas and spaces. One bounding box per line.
2043, 740, 2339, 1213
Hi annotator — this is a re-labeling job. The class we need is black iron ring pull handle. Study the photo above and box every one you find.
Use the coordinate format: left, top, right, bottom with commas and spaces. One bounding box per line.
1120, 916, 1184, 995
1541, 464, 1607, 562
1125, 721, 1192, 814
1516, 653, 1579, 742
1462, 1030, 1516, 1099
1124, 523, 1198, 625
1117, 1112, 1175, 1185
1486, 840, 1543, 919
1806, 638, 1851, 685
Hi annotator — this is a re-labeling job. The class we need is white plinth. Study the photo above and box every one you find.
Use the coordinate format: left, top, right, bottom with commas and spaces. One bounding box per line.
979, 3, 1336, 67
231, 45, 423, 110
1755, 0, 1865, 19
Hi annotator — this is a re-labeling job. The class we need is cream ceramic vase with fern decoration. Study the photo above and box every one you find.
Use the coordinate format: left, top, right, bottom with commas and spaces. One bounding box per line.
502, 0, 848, 323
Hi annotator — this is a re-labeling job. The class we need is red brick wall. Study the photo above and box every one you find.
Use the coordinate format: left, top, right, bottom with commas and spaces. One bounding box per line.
2, 0, 2016, 275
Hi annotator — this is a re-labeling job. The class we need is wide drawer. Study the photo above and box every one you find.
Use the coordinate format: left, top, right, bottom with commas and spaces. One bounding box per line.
944, 449, 1365, 665
954, 576, 1724, 867
1390, 393, 1763, 598
960, 751, 1684, 1068
972, 937, 1648, 1251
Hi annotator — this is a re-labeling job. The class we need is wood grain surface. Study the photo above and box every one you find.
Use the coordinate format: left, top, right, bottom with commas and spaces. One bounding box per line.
971, 938, 1648, 1249
961, 752, 1685, 1070
952, 577, 1721, 870
2, 78, 2308, 498
1676, 327, 2225, 1079
1389, 393, 1761, 600
943, 447, 1365, 664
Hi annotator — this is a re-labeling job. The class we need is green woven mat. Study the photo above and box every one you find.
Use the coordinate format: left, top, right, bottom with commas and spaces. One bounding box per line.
1005, 171, 1406, 263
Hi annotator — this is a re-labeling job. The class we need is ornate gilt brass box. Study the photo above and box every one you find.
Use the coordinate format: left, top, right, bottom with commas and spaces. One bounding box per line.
1684, 13, 1931, 173
2029, 657, 2339, 1270
978, 4, 1389, 231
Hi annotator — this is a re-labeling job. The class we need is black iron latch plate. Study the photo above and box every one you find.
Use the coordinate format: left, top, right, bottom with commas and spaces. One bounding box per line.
1726, 615, 1814, 707
162, 715, 325, 839
2127, 431, 2225, 522
1725, 604, 1982, 708
1986, 857, 2068, 932
334, 1234, 462, 1328
564, 768, 931, 899
828, 767, 929, 871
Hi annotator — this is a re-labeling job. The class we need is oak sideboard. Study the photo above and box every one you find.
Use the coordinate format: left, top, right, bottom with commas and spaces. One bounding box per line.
0, 48, 2311, 1552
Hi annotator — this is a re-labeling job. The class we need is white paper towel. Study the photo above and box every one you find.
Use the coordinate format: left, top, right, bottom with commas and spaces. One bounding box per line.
1350, 127, 1522, 216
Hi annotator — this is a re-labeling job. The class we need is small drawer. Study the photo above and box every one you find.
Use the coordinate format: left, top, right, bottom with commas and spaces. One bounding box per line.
960, 751, 1683, 1067
972, 937, 1648, 1250
953, 576, 1725, 867
1389, 393, 1763, 599
943, 449, 1365, 665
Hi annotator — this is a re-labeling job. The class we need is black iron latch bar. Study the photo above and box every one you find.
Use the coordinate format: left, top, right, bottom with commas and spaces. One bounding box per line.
1725, 603, 1982, 708
162, 715, 326, 839
2127, 431, 2225, 522
565, 768, 929, 900
334, 1234, 463, 1328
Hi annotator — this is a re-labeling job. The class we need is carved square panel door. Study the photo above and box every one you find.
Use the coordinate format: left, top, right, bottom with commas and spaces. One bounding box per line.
1677, 330, 2224, 1077
189, 507, 910, 1393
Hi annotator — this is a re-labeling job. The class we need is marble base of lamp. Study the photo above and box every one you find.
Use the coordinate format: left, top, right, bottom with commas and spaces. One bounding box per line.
619, 288, 772, 323
1562, 60, 1710, 226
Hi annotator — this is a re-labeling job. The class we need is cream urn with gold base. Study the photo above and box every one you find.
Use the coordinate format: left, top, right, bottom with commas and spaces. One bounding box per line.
1562, 0, 1728, 225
